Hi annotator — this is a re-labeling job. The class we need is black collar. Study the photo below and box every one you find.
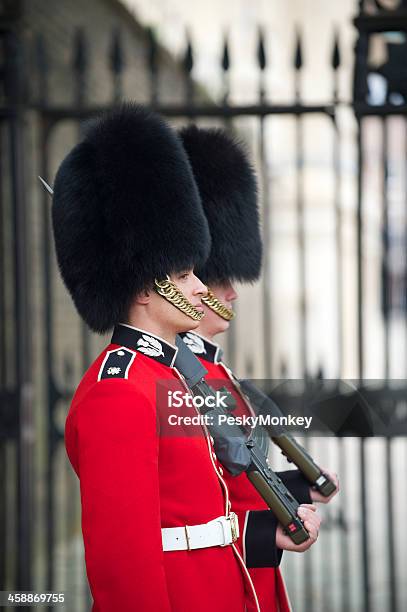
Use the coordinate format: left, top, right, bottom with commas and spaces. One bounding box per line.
111, 324, 178, 368
179, 331, 223, 364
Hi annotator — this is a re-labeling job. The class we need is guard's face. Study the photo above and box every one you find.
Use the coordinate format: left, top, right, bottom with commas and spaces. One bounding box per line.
154, 269, 207, 334
197, 281, 238, 338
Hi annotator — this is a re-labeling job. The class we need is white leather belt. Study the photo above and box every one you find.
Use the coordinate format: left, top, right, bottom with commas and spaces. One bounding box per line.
162, 513, 239, 552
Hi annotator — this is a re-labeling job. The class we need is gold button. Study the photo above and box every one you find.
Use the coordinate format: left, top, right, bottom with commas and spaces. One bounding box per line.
210, 436, 215, 446
218, 467, 223, 475
212, 452, 217, 461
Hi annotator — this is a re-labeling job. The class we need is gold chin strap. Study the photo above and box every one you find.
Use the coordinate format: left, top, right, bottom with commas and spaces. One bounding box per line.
202, 288, 235, 321
154, 276, 204, 321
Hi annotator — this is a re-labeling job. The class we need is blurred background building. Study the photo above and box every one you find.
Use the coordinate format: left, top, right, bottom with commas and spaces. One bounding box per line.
1, 0, 407, 610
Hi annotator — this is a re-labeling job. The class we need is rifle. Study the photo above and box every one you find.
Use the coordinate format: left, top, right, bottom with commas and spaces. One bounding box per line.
174, 337, 310, 545
238, 379, 337, 497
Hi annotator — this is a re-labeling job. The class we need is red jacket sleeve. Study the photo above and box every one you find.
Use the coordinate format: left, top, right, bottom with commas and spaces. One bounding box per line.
70, 379, 171, 612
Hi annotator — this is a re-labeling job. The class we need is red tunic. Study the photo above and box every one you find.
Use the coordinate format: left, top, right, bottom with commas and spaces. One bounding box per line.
65, 324, 260, 612
180, 331, 313, 612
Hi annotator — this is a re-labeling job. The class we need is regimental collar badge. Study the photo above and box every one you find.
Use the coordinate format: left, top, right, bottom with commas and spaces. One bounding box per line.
111, 324, 178, 367
179, 331, 223, 364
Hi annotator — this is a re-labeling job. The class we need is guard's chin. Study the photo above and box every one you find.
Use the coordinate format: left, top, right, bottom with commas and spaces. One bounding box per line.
217, 319, 230, 334
180, 315, 201, 333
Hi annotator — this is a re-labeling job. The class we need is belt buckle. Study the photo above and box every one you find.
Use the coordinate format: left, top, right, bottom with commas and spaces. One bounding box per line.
184, 525, 191, 551
227, 512, 239, 543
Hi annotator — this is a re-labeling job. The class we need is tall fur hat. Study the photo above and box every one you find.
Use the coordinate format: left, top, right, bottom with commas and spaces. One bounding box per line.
52, 104, 210, 333
179, 125, 262, 284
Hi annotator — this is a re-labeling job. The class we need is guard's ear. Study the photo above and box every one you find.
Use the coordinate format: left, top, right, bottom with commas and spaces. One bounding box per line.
134, 289, 152, 305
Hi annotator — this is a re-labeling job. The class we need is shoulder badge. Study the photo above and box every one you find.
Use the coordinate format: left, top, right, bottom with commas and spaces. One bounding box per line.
98, 347, 137, 381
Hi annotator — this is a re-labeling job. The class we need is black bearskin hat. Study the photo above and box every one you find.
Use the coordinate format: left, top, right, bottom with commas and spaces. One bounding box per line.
179, 125, 262, 284
52, 104, 210, 333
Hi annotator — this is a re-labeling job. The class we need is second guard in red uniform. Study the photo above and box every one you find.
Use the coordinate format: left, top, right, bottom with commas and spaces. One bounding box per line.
179, 126, 338, 611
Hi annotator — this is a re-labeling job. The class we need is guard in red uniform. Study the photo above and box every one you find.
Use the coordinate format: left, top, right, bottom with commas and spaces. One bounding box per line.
178, 126, 339, 611
51, 105, 261, 611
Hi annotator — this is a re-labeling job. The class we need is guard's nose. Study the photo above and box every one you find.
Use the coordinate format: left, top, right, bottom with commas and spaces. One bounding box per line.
192, 273, 208, 297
